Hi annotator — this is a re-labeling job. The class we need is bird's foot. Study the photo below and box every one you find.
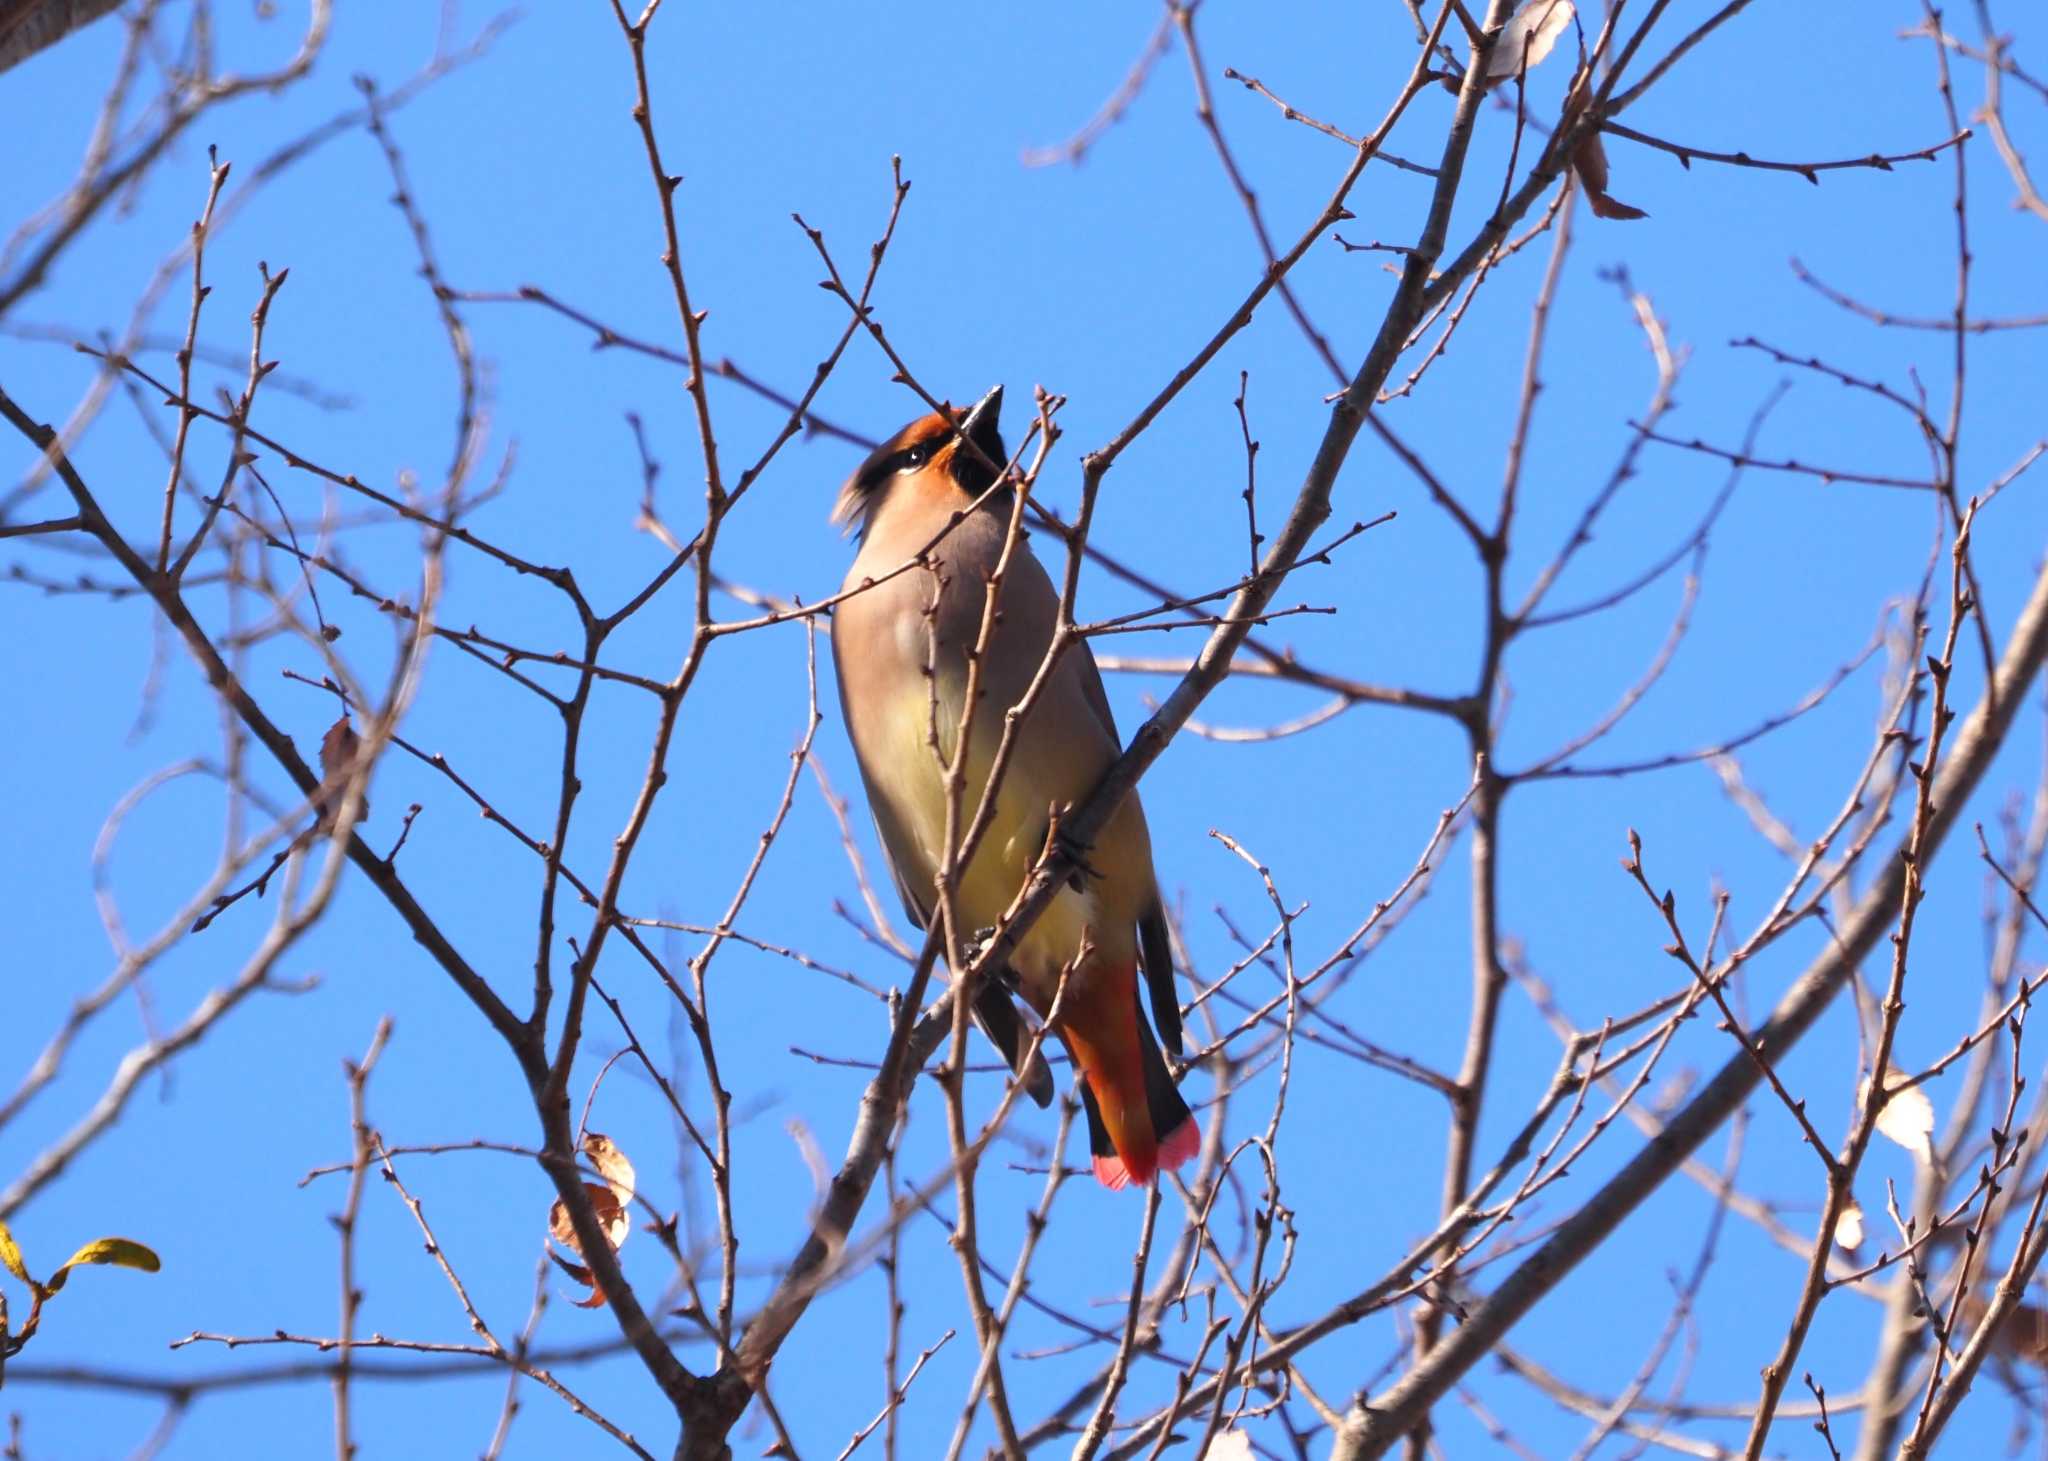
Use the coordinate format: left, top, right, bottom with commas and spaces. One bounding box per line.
965, 927, 1021, 990
1042, 806, 1100, 889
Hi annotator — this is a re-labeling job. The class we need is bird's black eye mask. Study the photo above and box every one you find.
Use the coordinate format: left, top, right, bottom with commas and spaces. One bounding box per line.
832, 428, 936, 531
876, 438, 937, 479
830, 415, 1009, 533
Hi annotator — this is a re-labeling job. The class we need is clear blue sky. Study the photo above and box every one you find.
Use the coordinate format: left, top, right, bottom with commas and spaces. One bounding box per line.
3, 2, 2045, 1457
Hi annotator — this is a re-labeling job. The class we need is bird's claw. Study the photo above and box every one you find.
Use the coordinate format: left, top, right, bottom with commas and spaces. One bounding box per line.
967, 927, 1020, 990
1044, 809, 1100, 889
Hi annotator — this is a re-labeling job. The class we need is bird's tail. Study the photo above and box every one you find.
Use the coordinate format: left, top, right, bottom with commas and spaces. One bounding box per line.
1063, 975, 1198, 1190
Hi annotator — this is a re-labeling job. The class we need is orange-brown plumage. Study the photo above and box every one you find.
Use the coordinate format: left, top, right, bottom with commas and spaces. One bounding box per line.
832, 410, 965, 529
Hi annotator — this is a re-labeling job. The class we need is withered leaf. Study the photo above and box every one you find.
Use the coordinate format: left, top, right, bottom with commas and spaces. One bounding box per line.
547, 1180, 630, 1311
319, 716, 361, 781
1861, 1069, 1936, 1162
1564, 75, 1648, 221
1832, 1199, 1864, 1252
1578, 148, 1649, 219
1485, 0, 1575, 83
1995, 1301, 2048, 1367
317, 716, 370, 827
546, 1246, 605, 1309
582, 1133, 636, 1210
1961, 1293, 2048, 1368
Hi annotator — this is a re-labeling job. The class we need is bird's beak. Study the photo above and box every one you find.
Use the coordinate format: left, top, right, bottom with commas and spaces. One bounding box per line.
958, 385, 1004, 461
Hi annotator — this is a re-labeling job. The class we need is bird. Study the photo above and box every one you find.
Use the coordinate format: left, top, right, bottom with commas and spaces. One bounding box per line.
828, 385, 1199, 1190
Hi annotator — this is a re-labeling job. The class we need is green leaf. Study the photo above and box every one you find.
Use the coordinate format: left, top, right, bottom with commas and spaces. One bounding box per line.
0, 1220, 27, 1283
45, 1238, 160, 1294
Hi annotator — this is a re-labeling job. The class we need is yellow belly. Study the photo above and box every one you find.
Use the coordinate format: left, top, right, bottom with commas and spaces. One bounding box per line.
869, 683, 1098, 1001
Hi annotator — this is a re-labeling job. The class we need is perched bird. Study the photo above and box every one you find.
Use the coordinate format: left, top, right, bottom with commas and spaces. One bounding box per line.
829, 386, 1199, 1190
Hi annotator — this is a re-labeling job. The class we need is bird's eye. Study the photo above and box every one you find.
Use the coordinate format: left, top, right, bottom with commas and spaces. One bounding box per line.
899, 443, 931, 472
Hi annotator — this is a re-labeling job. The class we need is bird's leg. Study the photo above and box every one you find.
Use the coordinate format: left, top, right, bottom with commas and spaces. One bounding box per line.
1041, 804, 1099, 891
965, 926, 1021, 992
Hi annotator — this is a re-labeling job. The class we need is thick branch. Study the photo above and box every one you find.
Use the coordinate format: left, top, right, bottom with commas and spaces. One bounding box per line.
1327, 553, 2048, 1458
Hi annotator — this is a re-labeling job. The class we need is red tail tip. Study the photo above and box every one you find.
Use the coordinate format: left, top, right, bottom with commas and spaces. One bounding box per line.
1157, 1115, 1201, 1174
1090, 1118, 1200, 1190
1091, 1152, 1136, 1190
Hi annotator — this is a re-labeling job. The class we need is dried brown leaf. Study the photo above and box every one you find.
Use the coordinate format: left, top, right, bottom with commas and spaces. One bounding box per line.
545, 1246, 607, 1309
1563, 73, 1648, 221
547, 1180, 630, 1310
1961, 1293, 2048, 1367
1485, 0, 1574, 82
317, 716, 369, 826
2001, 1301, 2048, 1365
1573, 131, 1647, 219
581, 1133, 636, 1210
319, 716, 360, 781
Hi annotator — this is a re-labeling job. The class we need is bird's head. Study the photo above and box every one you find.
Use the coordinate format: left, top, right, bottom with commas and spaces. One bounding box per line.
831, 385, 1008, 536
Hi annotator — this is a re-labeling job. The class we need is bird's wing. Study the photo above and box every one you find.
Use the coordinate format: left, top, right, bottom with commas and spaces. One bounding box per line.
972, 983, 1056, 1108
1069, 629, 1123, 749
863, 777, 937, 933
1070, 632, 1183, 1058
1138, 897, 1182, 1057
